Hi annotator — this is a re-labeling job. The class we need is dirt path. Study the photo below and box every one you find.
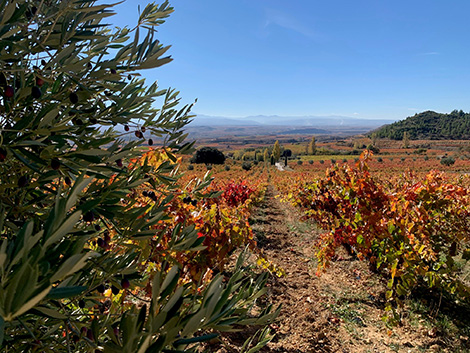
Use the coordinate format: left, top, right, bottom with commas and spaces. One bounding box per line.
250, 186, 450, 353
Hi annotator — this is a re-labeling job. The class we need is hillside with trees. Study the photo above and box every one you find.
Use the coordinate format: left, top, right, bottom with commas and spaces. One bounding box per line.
372, 110, 470, 140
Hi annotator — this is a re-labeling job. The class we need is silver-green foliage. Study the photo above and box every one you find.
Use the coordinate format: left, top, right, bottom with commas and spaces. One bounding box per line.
0, 1, 278, 351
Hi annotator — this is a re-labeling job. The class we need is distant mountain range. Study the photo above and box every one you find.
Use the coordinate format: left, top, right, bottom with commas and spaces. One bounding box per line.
190, 114, 395, 128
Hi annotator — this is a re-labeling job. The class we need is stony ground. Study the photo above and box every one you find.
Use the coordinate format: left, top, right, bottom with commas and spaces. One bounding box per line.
206, 186, 470, 353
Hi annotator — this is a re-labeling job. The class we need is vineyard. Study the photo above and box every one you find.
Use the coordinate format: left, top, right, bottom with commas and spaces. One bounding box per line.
2, 1, 470, 353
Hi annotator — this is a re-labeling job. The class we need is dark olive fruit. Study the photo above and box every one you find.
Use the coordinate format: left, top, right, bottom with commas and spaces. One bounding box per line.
94, 224, 101, 231
97, 238, 105, 248
104, 233, 111, 243
104, 90, 111, 96
142, 191, 148, 197
148, 191, 155, 199
127, 74, 132, 80
78, 299, 86, 308
141, 126, 146, 133
31, 86, 42, 99
41, 59, 47, 67
182, 196, 191, 204
0, 148, 6, 162
116, 159, 123, 167
135, 130, 143, 138
0, 73, 6, 86
86, 329, 94, 341
4, 85, 14, 98
83, 211, 95, 222
111, 285, 120, 295
103, 298, 111, 308
25, 6, 37, 20
148, 138, 153, 146
121, 278, 130, 289
36, 77, 44, 86
191, 199, 197, 206
64, 176, 72, 186
69, 92, 78, 104
449, 241, 457, 256
96, 284, 105, 294
51, 158, 60, 170
113, 327, 119, 337
72, 118, 83, 125
110, 69, 117, 74
87, 62, 92, 69
18, 175, 28, 188
124, 125, 130, 132
89, 118, 98, 124
72, 335, 80, 343
80, 327, 87, 335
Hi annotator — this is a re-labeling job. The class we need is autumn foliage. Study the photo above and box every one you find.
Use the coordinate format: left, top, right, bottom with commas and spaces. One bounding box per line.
288, 151, 470, 320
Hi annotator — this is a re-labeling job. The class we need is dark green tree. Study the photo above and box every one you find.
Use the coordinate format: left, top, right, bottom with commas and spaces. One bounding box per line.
191, 146, 226, 164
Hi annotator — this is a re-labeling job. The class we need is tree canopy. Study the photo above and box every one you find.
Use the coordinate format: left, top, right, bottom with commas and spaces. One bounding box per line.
191, 146, 226, 164
372, 110, 470, 140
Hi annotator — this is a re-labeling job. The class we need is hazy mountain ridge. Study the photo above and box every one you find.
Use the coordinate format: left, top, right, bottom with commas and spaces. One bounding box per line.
190, 114, 395, 128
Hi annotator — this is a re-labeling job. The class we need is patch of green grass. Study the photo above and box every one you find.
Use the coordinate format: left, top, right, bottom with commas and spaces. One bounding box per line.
286, 221, 313, 234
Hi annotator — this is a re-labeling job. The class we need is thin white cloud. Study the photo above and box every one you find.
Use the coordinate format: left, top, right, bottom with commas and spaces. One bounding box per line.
263, 8, 320, 40
417, 52, 440, 56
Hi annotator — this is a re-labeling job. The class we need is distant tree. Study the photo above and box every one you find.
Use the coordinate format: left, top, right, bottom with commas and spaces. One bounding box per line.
282, 149, 292, 167
367, 144, 380, 154
402, 131, 410, 148
371, 133, 378, 146
191, 147, 225, 164
307, 137, 316, 155
263, 148, 269, 164
273, 140, 281, 162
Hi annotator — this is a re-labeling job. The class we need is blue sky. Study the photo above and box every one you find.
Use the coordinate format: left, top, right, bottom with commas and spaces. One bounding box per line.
110, 1, 470, 121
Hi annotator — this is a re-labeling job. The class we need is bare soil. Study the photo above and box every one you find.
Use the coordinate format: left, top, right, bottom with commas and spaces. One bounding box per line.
208, 186, 470, 353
